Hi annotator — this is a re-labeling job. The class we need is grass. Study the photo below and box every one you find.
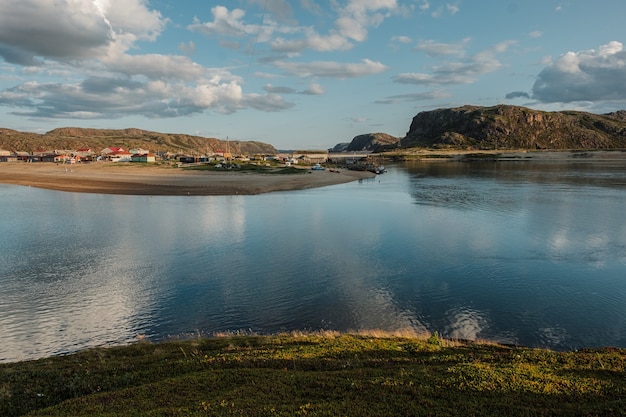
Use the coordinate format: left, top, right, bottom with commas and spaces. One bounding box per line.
1, 333, 624, 416
182, 163, 307, 175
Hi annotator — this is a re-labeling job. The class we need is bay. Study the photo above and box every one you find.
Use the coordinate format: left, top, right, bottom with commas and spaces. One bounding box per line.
1, 160, 626, 362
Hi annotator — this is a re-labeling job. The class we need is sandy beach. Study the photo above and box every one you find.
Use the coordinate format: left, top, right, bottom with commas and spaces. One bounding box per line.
0, 162, 376, 196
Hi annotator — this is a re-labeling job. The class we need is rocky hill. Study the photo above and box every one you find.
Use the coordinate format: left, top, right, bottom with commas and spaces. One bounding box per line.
0, 127, 277, 155
330, 132, 399, 152
402, 105, 626, 150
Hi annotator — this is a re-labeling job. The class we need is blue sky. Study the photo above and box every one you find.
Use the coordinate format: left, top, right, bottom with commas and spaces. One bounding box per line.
1, 1, 626, 149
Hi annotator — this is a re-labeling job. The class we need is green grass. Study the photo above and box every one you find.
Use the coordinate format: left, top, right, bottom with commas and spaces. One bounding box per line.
1, 334, 624, 416
182, 163, 307, 175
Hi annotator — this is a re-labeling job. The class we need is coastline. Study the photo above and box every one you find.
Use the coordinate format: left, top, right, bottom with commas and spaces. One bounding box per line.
0, 162, 376, 196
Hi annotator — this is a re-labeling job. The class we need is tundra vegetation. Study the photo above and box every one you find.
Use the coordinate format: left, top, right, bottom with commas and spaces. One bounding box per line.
1, 333, 624, 416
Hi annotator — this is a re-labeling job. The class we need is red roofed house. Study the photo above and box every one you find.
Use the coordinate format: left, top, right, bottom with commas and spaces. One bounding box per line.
101, 147, 125, 155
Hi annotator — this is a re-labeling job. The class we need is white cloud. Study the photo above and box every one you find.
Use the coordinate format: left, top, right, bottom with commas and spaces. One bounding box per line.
395, 40, 515, 86
101, 53, 210, 81
270, 32, 352, 53
413, 37, 471, 57
299, 83, 326, 95
263, 84, 297, 94
336, 0, 398, 42
275, 59, 388, 78
532, 41, 626, 103
529, 30, 543, 39
0, 72, 302, 118
188, 6, 260, 38
0, 2, 303, 120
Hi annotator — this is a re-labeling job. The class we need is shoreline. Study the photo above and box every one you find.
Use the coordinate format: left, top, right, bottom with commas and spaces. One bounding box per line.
0, 162, 376, 196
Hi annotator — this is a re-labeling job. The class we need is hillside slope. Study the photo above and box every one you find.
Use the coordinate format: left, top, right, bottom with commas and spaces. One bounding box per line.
330, 132, 399, 152
0, 127, 277, 155
403, 105, 626, 150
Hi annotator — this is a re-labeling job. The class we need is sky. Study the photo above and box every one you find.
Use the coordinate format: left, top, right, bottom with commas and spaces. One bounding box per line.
1, 1, 626, 150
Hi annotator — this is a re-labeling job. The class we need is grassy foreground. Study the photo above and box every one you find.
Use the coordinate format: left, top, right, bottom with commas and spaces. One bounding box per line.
1, 333, 625, 416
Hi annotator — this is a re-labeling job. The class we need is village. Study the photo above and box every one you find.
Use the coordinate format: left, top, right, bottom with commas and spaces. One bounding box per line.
0, 146, 335, 165
0, 146, 386, 173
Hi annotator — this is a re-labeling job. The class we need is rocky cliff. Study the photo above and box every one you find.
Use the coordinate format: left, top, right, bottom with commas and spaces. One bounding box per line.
403, 105, 626, 150
0, 127, 277, 155
331, 132, 399, 152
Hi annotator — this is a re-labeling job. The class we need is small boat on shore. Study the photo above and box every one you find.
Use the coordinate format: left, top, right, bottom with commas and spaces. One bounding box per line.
311, 163, 325, 171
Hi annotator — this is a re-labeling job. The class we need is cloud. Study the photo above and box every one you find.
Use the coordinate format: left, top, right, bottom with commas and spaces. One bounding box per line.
391, 36, 412, 44
99, 53, 215, 83
0, 75, 249, 119
189, 1, 400, 58
299, 83, 326, 95
0, 1, 112, 62
413, 37, 471, 57
243, 93, 296, 112
375, 89, 451, 104
178, 41, 196, 56
446, 3, 461, 15
188, 6, 261, 38
263, 84, 297, 94
529, 30, 543, 38
275, 59, 388, 78
270, 32, 352, 53
532, 41, 626, 103
0, 0, 166, 64
248, 0, 294, 24
395, 40, 515, 86
505, 91, 531, 100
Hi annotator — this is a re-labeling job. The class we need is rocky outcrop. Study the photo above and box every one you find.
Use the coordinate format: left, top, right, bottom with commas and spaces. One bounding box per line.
0, 127, 277, 155
403, 105, 626, 150
333, 133, 399, 152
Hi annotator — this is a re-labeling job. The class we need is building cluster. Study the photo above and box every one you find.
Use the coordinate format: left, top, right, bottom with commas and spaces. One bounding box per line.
0, 147, 331, 165
0, 147, 156, 164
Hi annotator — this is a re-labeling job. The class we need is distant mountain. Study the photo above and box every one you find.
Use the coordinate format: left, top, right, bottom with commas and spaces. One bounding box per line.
402, 105, 626, 150
330, 132, 399, 152
0, 127, 277, 155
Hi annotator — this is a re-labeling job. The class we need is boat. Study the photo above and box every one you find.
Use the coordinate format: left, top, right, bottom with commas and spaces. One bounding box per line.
311, 163, 325, 171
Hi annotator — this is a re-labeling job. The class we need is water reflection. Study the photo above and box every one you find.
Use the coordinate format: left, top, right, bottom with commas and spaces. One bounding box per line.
1, 160, 626, 361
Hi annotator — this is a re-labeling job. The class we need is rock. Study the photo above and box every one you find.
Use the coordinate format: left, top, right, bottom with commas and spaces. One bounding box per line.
402, 105, 626, 150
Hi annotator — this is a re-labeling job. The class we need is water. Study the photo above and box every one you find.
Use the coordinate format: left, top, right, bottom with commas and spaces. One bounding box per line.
1, 160, 626, 362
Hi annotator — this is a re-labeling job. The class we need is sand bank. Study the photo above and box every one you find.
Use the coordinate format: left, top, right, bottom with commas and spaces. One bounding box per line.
0, 163, 376, 196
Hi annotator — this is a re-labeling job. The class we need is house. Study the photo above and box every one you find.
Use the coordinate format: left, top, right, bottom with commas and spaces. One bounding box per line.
41, 154, 66, 163
131, 153, 156, 163
74, 148, 93, 158
178, 155, 197, 163
130, 148, 150, 155
15, 151, 30, 161
109, 151, 133, 162
293, 151, 329, 164
1, 150, 17, 162
101, 147, 125, 155
215, 150, 232, 159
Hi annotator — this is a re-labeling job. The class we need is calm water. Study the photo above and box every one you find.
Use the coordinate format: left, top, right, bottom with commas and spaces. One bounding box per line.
1, 160, 626, 362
